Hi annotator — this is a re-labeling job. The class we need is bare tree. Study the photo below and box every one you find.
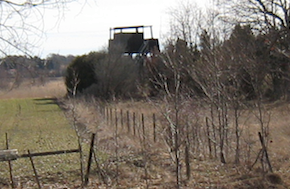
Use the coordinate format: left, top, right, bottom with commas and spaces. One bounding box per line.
221, 0, 290, 30
165, 0, 230, 165
220, 0, 290, 99
167, 1, 204, 47
0, 0, 83, 57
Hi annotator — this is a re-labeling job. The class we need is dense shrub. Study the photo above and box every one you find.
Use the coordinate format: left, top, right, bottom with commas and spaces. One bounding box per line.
65, 51, 140, 99
65, 52, 106, 96
85, 54, 139, 99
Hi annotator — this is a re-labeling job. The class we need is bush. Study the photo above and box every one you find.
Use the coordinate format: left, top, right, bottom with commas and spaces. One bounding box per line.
65, 52, 106, 96
86, 54, 139, 99
65, 51, 140, 99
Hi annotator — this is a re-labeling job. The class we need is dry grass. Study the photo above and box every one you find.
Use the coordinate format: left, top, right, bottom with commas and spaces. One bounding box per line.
56, 98, 290, 188
1, 79, 290, 188
0, 78, 66, 99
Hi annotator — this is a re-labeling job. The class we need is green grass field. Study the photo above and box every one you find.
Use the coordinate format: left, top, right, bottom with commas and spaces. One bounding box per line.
0, 98, 81, 186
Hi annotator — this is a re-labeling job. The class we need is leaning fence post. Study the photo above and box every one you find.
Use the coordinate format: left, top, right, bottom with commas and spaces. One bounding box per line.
84, 133, 96, 186
28, 150, 41, 189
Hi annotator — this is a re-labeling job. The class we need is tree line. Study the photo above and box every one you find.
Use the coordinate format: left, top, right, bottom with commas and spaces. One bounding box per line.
0, 54, 75, 89
65, 23, 290, 101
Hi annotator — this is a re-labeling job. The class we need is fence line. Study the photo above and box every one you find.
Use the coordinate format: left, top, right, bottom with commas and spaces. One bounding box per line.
103, 107, 159, 145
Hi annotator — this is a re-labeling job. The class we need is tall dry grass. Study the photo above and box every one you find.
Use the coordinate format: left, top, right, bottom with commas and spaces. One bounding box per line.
63, 98, 290, 188
0, 77, 66, 99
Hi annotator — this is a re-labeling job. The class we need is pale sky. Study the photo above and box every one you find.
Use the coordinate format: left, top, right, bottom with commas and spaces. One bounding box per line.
37, 0, 210, 58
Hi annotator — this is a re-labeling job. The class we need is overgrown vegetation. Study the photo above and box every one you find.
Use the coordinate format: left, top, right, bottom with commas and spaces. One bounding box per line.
61, 1, 290, 188
1, 0, 290, 188
65, 51, 139, 99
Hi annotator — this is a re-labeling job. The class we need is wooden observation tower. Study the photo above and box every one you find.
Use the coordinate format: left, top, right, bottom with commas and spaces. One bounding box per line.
108, 25, 160, 56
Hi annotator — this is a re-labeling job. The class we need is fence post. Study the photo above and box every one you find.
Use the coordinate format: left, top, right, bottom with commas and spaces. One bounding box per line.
141, 113, 145, 142
115, 108, 119, 185
120, 109, 124, 129
106, 107, 109, 124
185, 143, 190, 180
153, 113, 156, 143
6, 133, 15, 188
206, 117, 212, 159
133, 112, 136, 136
115, 108, 118, 130
84, 133, 96, 186
109, 108, 113, 126
126, 110, 130, 133
28, 150, 41, 189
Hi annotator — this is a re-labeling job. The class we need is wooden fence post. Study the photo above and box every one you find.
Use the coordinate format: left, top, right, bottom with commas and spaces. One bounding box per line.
5, 133, 15, 188
120, 109, 124, 129
153, 113, 156, 143
106, 107, 109, 124
141, 113, 145, 142
28, 150, 41, 189
206, 117, 212, 158
84, 133, 96, 186
115, 108, 118, 130
185, 143, 190, 180
133, 112, 136, 136
109, 108, 113, 126
126, 110, 130, 133
115, 108, 119, 185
